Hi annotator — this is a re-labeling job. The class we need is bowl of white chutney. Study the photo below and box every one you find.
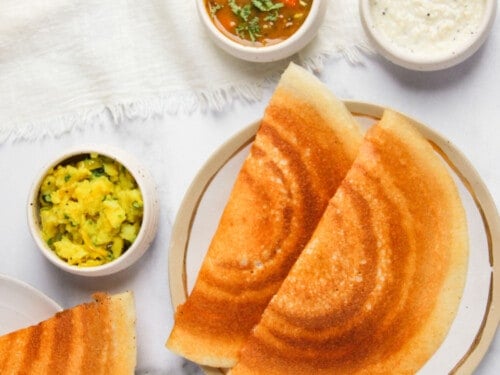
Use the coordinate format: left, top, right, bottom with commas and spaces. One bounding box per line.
360, 0, 497, 71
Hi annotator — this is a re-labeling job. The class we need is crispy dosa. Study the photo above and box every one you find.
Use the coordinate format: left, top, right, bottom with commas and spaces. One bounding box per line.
0, 292, 136, 374
166, 63, 363, 367
231, 110, 468, 374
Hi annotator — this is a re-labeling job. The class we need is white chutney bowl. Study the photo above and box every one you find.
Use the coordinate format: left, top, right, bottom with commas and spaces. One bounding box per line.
360, 0, 497, 71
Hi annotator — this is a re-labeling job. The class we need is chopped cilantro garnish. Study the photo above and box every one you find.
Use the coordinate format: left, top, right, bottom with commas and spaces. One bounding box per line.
91, 167, 106, 177
229, 0, 251, 21
209, 2, 224, 17
217, 0, 310, 44
236, 16, 261, 41
264, 10, 279, 22
247, 17, 262, 41
252, 0, 284, 12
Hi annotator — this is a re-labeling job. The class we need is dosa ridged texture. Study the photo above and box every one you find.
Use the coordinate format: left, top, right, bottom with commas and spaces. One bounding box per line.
230, 110, 469, 374
0, 292, 136, 374
166, 63, 363, 367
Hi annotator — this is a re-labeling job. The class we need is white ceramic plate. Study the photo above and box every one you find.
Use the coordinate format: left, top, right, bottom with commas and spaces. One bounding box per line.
169, 102, 500, 375
0, 274, 62, 336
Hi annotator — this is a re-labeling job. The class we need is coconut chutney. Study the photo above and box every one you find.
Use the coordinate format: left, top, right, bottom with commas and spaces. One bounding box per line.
370, 0, 486, 58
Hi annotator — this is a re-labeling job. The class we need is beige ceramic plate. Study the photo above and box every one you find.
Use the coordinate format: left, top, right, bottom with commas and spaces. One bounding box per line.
168, 102, 500, 375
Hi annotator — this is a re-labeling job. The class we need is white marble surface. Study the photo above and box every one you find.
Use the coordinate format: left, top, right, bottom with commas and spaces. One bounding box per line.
0, 19, 499, 374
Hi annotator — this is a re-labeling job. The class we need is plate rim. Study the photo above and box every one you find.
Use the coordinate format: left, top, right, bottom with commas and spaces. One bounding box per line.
168, 101, 500, 375
0, 273, 62, 335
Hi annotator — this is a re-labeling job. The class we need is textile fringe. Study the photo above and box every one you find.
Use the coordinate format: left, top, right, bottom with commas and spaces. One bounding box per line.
0, 85, 264, 143
0, 47, 371, 144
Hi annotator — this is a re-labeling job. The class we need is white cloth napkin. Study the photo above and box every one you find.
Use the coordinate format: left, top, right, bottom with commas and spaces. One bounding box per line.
0, 0, 373, 142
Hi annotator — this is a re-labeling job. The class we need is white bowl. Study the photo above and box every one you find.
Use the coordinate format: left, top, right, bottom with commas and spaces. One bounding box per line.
196, 0, 328, 62
360, 0, 497, 71
27, 145, 160, 277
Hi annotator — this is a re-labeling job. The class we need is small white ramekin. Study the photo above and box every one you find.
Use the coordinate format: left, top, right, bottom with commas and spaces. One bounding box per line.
27, 145, 160, 277
360, 0, 497, 71
196, 0, 328, 62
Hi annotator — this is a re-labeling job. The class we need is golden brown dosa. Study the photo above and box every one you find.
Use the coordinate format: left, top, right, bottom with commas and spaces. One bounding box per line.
0, 292, 136, 374
230, 109, 468, 374
166, 63, 363, 367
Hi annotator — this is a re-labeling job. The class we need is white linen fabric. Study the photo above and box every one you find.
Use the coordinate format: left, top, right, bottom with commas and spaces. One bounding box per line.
0, 0, 373, 142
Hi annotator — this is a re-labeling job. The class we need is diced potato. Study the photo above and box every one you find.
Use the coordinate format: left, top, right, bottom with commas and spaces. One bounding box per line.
103, 199, 127, 229
120, 222, 140, 243
111, 236, 125, 258
53, 237, 89, 265
38, 153, 143, 267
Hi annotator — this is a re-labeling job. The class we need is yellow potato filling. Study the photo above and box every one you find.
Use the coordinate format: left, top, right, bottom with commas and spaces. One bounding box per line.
38, 153, 143, 267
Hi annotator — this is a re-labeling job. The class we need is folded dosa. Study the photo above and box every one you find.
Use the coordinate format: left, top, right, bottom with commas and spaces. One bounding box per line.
231, 110, 468, 374
166, 63, 363, 367
0, 292, 136, 374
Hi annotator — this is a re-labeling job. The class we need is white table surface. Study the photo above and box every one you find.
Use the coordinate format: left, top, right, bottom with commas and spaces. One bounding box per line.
1, 19, 499, 374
